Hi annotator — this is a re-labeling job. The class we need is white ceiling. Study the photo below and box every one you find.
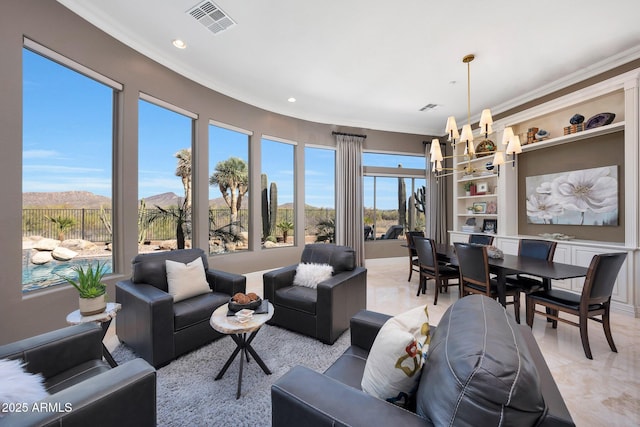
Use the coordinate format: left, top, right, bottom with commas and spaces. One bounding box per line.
58, 0, 640, 135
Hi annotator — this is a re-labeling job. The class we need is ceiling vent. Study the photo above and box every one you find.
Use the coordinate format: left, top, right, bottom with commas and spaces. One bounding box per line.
419, 103, 439, 112
187, 1, 236, 35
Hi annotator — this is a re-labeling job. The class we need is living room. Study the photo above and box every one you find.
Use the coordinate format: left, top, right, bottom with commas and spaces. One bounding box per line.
2, 1, 640, 426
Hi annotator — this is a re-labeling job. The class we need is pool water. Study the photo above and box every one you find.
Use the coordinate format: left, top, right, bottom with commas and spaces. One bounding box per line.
22, 256, 113, 293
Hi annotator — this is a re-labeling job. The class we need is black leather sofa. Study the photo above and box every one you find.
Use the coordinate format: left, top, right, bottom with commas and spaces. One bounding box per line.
263, 244, 367, 344
272, 295, 575, 427
116, 248, 246, 368
0, 323, 156, 427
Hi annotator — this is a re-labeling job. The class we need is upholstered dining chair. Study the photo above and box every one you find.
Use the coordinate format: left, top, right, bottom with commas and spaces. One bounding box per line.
525, 252, 627, 359
414, 237, 459, 304
506, 239, 558, 293
405, 230, 424, 281
468, 234, 494, 245
454, 242, 521, 323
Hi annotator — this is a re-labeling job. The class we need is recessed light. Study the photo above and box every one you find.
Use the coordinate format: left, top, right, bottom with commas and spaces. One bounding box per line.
172, 39, 187, 49
288, 97, 296, 103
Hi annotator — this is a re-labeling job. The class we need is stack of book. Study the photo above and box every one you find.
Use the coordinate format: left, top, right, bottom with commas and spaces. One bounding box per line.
462, 225, 481, 233
563, 124, 585, 135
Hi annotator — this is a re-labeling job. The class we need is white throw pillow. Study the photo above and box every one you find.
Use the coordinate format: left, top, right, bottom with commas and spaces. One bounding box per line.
293, 263, 333, 289
0, 359, 48, 416
361, 305, 431, 406
166, 257, 211, 302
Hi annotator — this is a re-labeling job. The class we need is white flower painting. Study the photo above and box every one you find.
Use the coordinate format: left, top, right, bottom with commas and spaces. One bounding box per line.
525, 166, 618, 226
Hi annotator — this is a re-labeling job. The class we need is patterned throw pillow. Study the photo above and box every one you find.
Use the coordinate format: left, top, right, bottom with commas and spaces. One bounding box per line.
361, 305, 431, 407
292, 263, 333, 289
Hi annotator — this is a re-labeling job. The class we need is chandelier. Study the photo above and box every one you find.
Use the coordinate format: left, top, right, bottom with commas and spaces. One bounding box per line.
429, 54, 521, 177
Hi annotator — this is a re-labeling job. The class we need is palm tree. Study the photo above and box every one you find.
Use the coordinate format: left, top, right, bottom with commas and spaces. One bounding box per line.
174, 148, 192, 210
146, 200, 189, 249
45, 215, 76, 241
315, 218, 335, 243
209, 157, 249, 225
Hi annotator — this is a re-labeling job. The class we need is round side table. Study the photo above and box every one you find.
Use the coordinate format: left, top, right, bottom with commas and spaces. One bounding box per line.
66, 302, 121, 368
210, 301, 274, 399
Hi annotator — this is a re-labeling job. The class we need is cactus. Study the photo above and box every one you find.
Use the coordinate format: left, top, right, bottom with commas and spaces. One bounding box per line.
261, 173, 270, 240
408, 194, 415, 231
414, 185, 426, 214
99, 205, 113, 238
269, 182, 278, 236
398, 176, 406, 231
137, 199, 148, 245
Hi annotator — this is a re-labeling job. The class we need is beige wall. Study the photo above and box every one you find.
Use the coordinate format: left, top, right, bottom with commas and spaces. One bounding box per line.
0, 0, 429, 343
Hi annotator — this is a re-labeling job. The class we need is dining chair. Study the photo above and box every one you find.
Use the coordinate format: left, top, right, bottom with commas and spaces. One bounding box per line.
454, 242, 521, 323
525, 252, 627, 359
414, 237, 459, 304
506, 239, 558, 293
468, 234, 494, 245
405, 230, 424, 281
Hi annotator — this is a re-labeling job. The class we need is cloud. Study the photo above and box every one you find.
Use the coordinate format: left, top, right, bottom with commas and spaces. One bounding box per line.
23, 165, 103, 173
23, 149, 60, 159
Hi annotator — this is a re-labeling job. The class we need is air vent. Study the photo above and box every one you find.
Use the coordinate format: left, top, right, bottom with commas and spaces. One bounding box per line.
419, 104, 439, 112
187, 1, 236, 35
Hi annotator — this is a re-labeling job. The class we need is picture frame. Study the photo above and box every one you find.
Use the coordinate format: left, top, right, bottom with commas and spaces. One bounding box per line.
472, 202, 487, 214
476, 181, 488, 194
483, 219, 497, 234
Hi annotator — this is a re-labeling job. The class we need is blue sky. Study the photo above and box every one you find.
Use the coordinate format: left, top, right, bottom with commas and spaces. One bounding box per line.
22, 48, 425, 210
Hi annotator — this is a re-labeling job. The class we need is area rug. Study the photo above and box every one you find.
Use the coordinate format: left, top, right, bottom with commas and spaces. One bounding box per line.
112, 325, 350, 427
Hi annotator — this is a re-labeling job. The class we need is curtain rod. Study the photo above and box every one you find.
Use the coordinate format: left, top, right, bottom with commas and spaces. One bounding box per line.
332, 131, 367, 139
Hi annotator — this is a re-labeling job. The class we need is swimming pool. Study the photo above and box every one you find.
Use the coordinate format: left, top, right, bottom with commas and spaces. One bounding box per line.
22, 255, 113, 293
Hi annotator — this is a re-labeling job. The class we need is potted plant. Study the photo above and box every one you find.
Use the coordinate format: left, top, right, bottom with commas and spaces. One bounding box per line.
59, 261, 108, 316
466, 206, 475, 214
463, 181, 474, 196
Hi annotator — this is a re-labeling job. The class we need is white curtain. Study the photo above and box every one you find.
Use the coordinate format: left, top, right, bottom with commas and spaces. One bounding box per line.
335, 133, 365, 266
427, 142, 448, 244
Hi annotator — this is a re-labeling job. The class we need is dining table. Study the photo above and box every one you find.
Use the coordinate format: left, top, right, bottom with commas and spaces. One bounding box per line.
435, 243, 589, 306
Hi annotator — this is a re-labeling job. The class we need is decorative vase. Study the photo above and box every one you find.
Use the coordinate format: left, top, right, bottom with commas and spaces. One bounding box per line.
79, 294, 106, 316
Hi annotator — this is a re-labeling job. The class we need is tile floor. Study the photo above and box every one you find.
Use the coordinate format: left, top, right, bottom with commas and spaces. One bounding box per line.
109, 256, 640, 426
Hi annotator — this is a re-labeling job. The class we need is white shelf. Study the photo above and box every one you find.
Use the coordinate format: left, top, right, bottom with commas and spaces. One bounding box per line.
462, 155, 497, 165
520, 121, 624, 152
458, 214, 498, 218
459, 194, 497, 199
457, 173, 498, 182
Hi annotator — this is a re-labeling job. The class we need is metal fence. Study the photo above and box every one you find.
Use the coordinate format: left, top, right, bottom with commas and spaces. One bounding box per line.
23, 208, 335, 242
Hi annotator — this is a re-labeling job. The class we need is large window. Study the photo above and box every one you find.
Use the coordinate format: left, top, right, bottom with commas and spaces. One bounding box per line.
22, 44, 117, 293
261, 138, 295, 247
363, 152, 426, 240
138, 97, 194, 252
209, 122, 251, 254
305, 146, 335, 243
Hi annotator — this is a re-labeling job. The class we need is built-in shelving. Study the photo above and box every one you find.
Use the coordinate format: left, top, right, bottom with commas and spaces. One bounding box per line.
520, 121, 624, 152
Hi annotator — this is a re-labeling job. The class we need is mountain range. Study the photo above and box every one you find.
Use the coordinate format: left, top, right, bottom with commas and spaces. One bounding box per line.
22, 191, 249, 209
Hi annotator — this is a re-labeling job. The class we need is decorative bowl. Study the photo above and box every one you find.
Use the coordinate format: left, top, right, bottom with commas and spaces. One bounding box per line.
228, 297, 262, 313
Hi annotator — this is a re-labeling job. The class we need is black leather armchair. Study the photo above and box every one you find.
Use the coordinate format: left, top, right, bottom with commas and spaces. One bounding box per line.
263, 244, 367, 344
0, 323, 156, 427
116, 248, 246, 368
272, 296, 575, 427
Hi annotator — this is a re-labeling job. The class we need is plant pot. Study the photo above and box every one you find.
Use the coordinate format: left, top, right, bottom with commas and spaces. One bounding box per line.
79, 294, 106, 316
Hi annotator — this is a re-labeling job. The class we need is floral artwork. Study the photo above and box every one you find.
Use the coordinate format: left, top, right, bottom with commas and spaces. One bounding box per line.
525, 166, 618, 226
